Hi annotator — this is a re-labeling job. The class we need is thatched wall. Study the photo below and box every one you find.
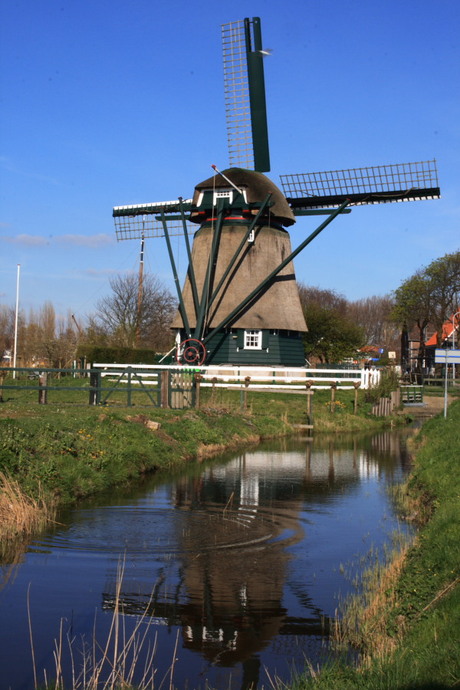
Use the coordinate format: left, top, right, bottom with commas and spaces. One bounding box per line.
172, 222, 307, 332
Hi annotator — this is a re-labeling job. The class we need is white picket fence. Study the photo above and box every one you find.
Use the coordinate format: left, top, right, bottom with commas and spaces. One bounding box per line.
92, 363, 381, 391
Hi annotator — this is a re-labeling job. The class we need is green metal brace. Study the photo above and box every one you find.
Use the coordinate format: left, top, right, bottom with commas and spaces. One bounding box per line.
206, 193, 273, 315
203, 199, 351, 343
161, 210, 191, 337
193, 199, 226, 339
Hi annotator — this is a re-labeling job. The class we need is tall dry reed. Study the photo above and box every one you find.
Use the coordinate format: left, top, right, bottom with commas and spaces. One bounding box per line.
332, 536, 412, 664
0, 472, 55, 542
29, 559, 180, 690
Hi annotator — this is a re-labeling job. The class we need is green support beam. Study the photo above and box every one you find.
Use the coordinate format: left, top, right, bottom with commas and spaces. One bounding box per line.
206, 193, 273, 314
194, 200, 226, 339
245, 17, 270, 173
161, 211, 191, 337
203, 199, 351, 343
179, 197, 200, 321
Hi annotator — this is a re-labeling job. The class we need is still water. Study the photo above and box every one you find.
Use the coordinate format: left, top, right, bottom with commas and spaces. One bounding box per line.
0, 430, 413, 690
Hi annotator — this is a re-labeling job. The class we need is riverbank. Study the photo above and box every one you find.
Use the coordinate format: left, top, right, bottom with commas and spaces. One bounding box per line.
1, 388, 457, 689
0, 385, 406, 542
290, 397, 460, 689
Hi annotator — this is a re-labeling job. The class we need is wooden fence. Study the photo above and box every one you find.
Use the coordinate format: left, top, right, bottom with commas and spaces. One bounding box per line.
371, 389, 401, 417
92, 363, 381, 391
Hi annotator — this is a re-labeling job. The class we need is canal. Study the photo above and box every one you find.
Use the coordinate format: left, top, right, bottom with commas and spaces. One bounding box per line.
0, 429, 413, 689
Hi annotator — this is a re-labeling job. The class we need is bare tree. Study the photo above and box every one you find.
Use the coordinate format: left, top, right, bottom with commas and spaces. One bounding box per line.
95, 273, 176, 351
54, 313, 78, 367
348, 295, 399, 351
298, 285, 348, 314
36, 301, 58, 366
0, 305, 15, 361
22, 309, 42, 365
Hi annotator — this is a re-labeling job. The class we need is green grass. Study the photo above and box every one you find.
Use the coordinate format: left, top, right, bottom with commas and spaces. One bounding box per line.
0, 380, 405, 538
0, 405, 278, 507
286, 399, 460, 689
2, 376, 456, 689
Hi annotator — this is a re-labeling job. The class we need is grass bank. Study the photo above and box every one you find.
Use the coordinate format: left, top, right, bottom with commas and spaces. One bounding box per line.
0, 383, 405, 542
288, 398, 460, 690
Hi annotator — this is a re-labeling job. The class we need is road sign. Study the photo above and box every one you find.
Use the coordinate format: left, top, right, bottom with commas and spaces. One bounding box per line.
434, 348, 460, 364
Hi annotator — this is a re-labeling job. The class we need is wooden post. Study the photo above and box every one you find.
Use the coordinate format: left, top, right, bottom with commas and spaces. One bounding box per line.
0, 374, 4, 402
160, 370, 170, 408
244, 376, 251, 410
305, 380, 313, 418
89, 370, 101, 405
353, 381, 361, 414
194, 373, 202, 409
211, 377, 218, 405
38, 372, 48, 405
330, 381, 337, 412
127, 367, 133, 407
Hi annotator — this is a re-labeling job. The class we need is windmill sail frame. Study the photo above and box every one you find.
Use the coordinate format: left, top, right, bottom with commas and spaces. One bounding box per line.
281, 159, 440, 211
222, 17, 270, 172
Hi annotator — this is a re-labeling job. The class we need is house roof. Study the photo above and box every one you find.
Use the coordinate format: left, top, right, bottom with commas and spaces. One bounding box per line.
425, 313, 460, 347
359, 345, 381, 353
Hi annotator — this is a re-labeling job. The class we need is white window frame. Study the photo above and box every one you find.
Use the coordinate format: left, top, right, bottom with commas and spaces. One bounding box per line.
196, 187, 248, 208
213, 188, 248, 206
244, 329, 263, 350
214, 189, 233, 205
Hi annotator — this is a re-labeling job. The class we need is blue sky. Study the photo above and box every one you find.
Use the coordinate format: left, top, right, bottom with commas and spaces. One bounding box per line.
1, 0, 459, 322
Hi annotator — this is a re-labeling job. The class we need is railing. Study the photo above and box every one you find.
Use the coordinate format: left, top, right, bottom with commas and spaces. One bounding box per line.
0, 366, 193, 409
0, 364, 382, 410
400, 385, 424, 404
92, 363, 381, 390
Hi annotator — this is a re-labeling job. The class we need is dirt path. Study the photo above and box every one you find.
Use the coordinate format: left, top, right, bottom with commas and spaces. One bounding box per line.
406, 394, 452, 418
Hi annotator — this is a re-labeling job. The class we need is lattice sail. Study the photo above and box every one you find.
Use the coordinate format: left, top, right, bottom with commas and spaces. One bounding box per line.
222, 18, 270, 172
280, 160, 440, 210
113, 199, 194, 240
222, 20, 253, 170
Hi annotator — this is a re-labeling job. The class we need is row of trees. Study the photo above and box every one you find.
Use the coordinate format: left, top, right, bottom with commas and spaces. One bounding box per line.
299, 250, 460, 366
1, 275, 397, 368
392, 250, 460, 371
0, 302, 78, 369
1, 250, 458, 368
298, 285, 399, 364
0, 274, 177, 368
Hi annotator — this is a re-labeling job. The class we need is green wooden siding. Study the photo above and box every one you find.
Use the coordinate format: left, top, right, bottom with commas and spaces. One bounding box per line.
204, 329, 305, 366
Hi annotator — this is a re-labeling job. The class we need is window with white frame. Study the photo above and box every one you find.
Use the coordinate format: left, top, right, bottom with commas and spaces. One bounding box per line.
212, 188, 248, 206
244, 330, 263, 349
214, 189, 233, 205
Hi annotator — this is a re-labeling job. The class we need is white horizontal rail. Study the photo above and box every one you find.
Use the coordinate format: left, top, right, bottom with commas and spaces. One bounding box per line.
92, 363, 380, 390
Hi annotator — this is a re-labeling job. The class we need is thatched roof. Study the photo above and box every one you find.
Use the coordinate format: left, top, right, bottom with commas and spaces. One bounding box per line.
191, 168, 296, 227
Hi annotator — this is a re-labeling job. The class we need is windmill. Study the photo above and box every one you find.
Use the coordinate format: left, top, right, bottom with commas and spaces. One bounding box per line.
113, 17, 440, 367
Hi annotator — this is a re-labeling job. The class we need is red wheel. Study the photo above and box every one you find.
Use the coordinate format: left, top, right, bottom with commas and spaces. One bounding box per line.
177, 339, 207, 365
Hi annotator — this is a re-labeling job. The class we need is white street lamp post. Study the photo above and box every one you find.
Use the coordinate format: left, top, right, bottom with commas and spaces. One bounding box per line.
452, 310, 460, 384
12, 264, 20, 380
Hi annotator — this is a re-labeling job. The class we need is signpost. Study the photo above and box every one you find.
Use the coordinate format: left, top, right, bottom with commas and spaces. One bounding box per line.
435, 348, 460, 418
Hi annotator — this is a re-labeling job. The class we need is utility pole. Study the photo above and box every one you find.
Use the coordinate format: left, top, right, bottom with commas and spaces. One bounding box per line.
71, 313, 83, 336
12, 264, 20, 379
136, 234, 145, 346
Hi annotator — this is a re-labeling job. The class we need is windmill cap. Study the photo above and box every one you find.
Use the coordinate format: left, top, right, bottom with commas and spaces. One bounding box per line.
192, 167, 296, 227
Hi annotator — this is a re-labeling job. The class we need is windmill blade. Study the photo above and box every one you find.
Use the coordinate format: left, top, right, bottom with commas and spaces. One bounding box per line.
113, 199, 194, 240
222, 17, 270, 173
280, 159, 440, 212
